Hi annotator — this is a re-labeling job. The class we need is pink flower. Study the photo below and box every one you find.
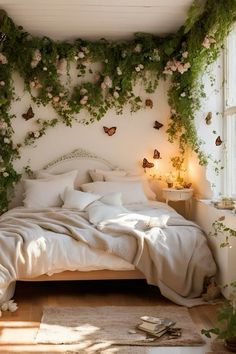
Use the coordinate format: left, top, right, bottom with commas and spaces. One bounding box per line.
80, 96, 88, 105
202, 36, 216, 49
101, 82, 107, 90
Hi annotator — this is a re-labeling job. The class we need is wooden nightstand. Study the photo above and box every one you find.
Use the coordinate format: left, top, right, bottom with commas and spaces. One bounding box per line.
162, 188, 193, 218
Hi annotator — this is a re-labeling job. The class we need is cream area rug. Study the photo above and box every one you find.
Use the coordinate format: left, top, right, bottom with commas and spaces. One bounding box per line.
35, 306, 204, 353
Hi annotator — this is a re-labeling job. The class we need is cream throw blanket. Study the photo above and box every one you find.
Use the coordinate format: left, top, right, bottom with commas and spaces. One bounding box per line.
0, 202, 216, 307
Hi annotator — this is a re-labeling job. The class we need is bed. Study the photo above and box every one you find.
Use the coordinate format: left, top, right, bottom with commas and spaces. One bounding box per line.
0, 148, 217, 307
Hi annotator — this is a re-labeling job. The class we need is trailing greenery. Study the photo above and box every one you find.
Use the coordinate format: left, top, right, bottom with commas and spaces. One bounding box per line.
0, 0, 236, 213
210, 216, 236, 248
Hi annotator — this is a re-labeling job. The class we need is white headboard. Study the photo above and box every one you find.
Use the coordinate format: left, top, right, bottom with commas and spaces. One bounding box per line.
10, 148, 117, 209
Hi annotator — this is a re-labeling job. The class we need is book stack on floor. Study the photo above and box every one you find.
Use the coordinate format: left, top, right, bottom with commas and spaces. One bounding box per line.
137, 316, 182, 339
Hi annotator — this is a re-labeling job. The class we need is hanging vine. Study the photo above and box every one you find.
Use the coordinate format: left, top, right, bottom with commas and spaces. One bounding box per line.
0, 0, 235, 213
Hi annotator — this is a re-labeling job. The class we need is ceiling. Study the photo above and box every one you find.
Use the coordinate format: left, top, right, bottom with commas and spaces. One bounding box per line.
0, 0, 196, 41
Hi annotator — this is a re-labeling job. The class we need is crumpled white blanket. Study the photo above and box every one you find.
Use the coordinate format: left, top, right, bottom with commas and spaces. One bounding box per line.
0, 201, 217, 307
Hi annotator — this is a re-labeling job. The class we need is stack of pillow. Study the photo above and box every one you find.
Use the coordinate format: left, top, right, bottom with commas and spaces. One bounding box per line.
22, 168, 156, 209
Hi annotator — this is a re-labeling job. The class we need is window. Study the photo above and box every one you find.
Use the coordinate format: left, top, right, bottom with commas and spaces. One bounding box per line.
224, 27, 236, 198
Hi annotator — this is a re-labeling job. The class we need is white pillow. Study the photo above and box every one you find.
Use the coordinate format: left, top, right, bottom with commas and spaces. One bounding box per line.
62, 189, 123, 210
89, 169, 127, 182
87, 202, 127, 225
62, 188, 101, 210
36, 170, 79, 188
23, 170, 77, 208
104, 175, 156, 201
80, 181, 148, 205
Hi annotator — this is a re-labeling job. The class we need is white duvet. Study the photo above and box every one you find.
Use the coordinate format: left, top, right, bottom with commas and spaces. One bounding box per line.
0, 201, 216, 307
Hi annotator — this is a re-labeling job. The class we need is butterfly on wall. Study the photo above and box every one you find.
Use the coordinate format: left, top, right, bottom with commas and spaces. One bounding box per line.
103, 126, 117, 136
153, 149, 161, 159
0, 32, 6, 43
205, 112, 212, 125
182, 182, 192, 189
22, 106, 34, 120
153, 120, 163, 130
145, 99, 153, 109
215, 136, 222, 146
142, 158, 154, 169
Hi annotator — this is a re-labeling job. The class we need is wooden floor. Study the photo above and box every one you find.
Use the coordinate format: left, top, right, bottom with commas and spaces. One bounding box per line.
0, 280, 219, 354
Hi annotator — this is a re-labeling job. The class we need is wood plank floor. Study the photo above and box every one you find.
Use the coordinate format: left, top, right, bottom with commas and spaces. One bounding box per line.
0, 280, 219, 354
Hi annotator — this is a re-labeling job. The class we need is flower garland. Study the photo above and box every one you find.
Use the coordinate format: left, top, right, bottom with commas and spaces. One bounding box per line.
0, 0, 235, 213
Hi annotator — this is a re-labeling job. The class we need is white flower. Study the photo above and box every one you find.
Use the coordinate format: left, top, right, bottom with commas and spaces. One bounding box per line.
47, 93, 53, 99
134, 44, 142, 53
135, 66, 141, 72
115, 86, 121, 91
30, 49, 41, 68
0, 81, 5, 86
8, 300, 18, 312
59, 92, 64, 97
113, 91, 119, 99
171, 109, 176, 114
100, 82, 107, 90
180, 92, 186, 97
163, 69, 173, 75
33, 49, 41, 62
78, 51, 85, 59
0, 53, 8, 64
34, 131, 40, 138
52, 96, 60, 103
3, 172, 9, 177
104, 59, 108, 64
1, 302, 9, 311
4, 137, 10, 144
139, 64, 144, 69
121, 51, 127, 58
80, 88, 88, 95
43, 67, 47, 71
0, 157, 3, 163
117, 67, 122, 76
184, 62, 191, 70
202, 35, 216, 49
104, 75, 112, 88
182, 51, 188, 58
81, 46, 89, 53
153, 48, 160, 61
80, 95, 88, 105
74, 55, 78, 60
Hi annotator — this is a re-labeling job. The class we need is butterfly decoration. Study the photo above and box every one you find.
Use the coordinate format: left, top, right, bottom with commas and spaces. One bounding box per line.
145, 99, 153, 109
22, 106, 35, 120
205, 112, 212, 125
153, 149, 161, 159
215, 136, 222, 146
153, 120, 163, 130
182, 182, 192, 189
0, 32, 6, 43
103, 126, 117, 136
142, 158, 154, 169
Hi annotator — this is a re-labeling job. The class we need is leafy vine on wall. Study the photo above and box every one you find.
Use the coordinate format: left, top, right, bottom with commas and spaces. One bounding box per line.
0, 0, 235, 213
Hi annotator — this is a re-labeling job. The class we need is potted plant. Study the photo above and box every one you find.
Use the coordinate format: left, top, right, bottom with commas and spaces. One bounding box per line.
201, 217, 236, 351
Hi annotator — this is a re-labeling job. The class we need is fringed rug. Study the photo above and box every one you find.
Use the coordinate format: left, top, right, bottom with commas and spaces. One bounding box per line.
35, 305, 204, 353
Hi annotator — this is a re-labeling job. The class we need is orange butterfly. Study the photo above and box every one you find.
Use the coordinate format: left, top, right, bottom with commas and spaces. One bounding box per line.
215, 136, 222, 146
103, 126, 117, 136
142, 158, 154, 169
22, 106, 34, 120
182, 182, 192, 189
153, 149, 161, 159
145, 99, 153, 108
153, 120, 163, 130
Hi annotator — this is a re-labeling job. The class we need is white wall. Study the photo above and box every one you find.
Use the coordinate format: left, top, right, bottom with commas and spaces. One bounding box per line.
10, 71, 178, 197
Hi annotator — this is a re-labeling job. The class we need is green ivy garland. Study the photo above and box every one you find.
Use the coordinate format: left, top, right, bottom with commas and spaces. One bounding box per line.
0, 0, 235, 213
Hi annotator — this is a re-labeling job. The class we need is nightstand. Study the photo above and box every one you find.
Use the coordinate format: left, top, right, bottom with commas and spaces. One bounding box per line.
162, 188, 193, 219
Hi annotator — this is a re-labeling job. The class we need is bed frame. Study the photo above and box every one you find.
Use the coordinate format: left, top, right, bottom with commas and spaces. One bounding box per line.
18, 148, 145, 282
